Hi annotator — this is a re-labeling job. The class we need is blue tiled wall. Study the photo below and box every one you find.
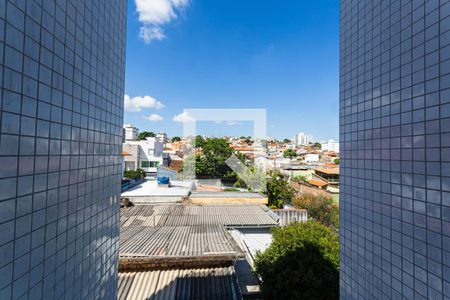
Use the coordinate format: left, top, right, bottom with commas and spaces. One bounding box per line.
340, 1, 450, 299
0, 0, 126, 298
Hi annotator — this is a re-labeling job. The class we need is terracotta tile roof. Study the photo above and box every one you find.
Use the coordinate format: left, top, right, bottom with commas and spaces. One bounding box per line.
232, 146, 255, 151
308, 179, 328, 187
168, 160, 183, 172
314, 168, 340, 175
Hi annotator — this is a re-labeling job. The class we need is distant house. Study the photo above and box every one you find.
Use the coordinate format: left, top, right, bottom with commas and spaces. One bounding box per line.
272, 208, 308, 226
123, 137, 164, 178
157, 156, 183, 180
304, 153, 319, 163
280, 164, 313, 180
232, 146, 255, 155
313, 167, 339, 185
321, 139, 339, 153
307, 178, 328, 189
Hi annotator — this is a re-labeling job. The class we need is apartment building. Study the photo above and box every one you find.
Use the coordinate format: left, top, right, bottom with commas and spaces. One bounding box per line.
123, 124, 139, 142
340, 1, 450, 299
321, 139, 340, 153
0, 0, 126, 299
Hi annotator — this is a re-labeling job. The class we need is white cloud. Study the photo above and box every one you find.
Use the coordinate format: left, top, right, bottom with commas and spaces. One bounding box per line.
143, 114, 164, 121
124, 94, 165, 112
139, 26, 165, 43
173, 112, 195, 122
135, 0, 189, 43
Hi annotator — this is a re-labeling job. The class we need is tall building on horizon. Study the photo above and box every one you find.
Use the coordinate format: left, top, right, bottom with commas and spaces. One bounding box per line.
123, 124, 139, 142
340, 1, 449, 299
0, 0, 126, 299
294, 132, 311, 146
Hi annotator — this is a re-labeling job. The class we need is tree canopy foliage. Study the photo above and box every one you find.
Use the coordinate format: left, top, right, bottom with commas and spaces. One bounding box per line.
138, 131, 156, 140
233, 165, 266, 192
293, 193, 339, 229
171, 136, 181, 142
192, 138, 235, 178
283, 148, 297, 158
254, 221, 339, 300
123, 168, 146, 179
194, 135, 206, 148
264, 172, 295, 208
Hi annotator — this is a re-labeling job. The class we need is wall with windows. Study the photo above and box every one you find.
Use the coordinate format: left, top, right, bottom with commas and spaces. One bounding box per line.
0, 0, 126, 298
123, 137, 163, 174
340, 1, 450, 299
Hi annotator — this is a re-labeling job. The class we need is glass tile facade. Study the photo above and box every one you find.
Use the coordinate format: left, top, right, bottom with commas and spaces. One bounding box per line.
0, 0, 126, 298
340, 1, 450, 299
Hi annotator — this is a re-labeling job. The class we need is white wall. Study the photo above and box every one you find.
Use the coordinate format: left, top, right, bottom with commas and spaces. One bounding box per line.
304, 153, 319, 162
124, 137, 163, 173
321, 140, 340, 153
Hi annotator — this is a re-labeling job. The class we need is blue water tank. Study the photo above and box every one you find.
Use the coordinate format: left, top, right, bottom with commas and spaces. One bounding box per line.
157, 176, 170, 185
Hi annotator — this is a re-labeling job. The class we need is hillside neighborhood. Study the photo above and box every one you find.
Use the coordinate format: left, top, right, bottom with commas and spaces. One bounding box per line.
118, 125, 339, 299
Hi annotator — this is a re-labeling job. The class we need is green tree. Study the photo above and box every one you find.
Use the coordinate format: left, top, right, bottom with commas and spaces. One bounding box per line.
264, 172, 295, 208
233, 166, 266, 192
293, 193, 339, 229
254, 221, 339, 300
283, 138, 292, 144
191, 138, 234, 178
194, 135, 206, 148
334, 158, 340, 165
123, 168, 146, 179
283, 148, 297, 159
313, 142, 322, 149
292, 175, 308, 182
171, 136, 181, 142
138, 131, 156, 140
234, 151, 247, 163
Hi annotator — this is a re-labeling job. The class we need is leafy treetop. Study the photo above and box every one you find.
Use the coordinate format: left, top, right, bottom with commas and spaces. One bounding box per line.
254, 221, 339, 300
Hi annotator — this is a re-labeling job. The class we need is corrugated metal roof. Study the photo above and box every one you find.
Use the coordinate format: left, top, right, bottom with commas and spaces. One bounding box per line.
120, 225, 238, 258
120, 204, 278, 259
118, 267, 241, 300
272, 209, 308, 226
190, 192, 266, 198
121, 204, 278, 228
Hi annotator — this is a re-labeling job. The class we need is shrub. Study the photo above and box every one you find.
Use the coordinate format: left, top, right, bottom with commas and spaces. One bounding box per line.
254, 221, 339, 300
265, 172, 295, 208
223, 187, 239, 192
124, 169, 146, 179
293, 193, 339, 229
292, 175, 308, 182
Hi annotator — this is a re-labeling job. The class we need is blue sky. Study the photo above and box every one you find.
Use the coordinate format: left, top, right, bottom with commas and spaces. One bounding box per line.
124, 0, 339, 141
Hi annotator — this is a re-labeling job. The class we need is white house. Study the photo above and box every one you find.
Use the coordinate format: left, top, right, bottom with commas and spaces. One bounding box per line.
321, 139, 339, 153
123, 137, 164, 178
304, 153, 320, 163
